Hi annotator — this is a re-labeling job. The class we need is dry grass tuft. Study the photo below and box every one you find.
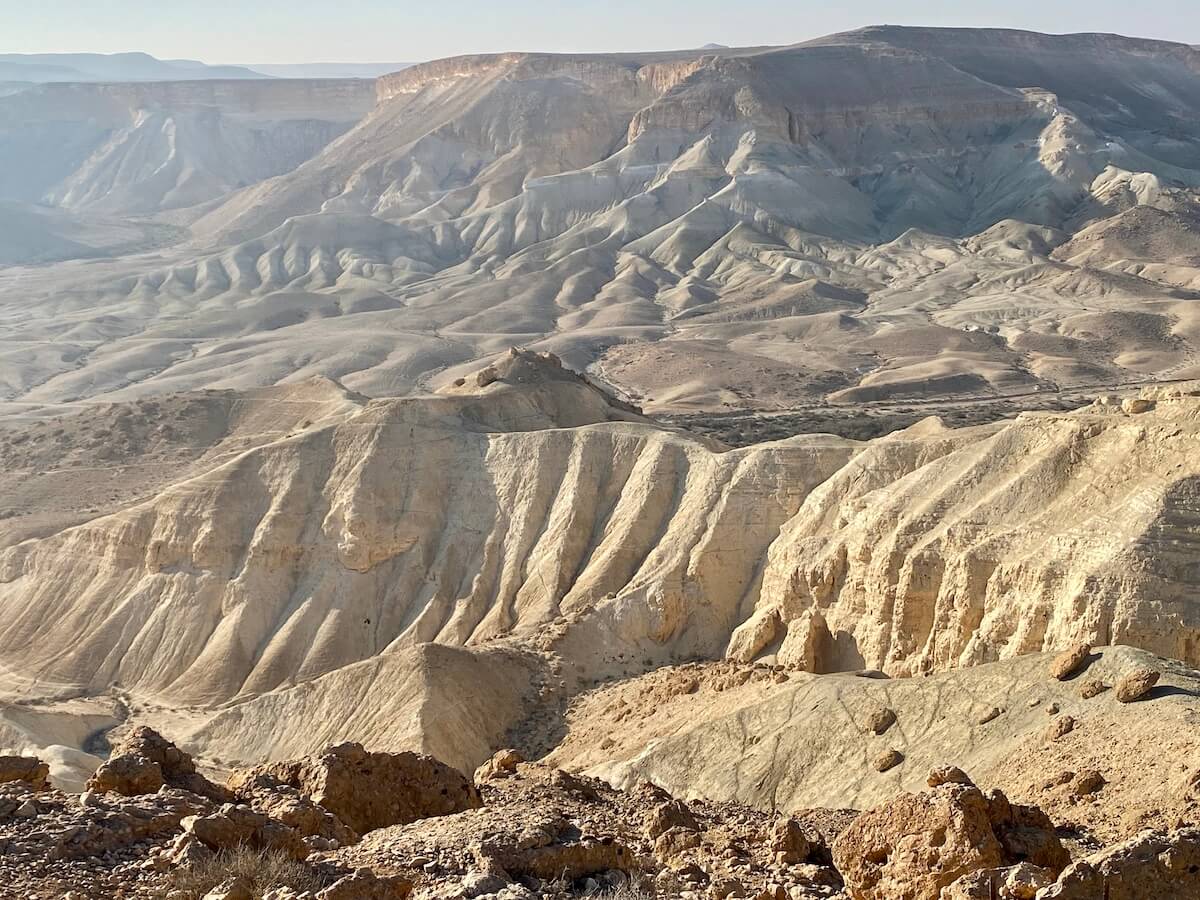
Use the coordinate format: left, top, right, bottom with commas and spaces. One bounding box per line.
165, 846, 324, 900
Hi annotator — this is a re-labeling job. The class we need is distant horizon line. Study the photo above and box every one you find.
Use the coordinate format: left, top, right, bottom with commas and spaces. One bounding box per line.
4, 22, 1199, 68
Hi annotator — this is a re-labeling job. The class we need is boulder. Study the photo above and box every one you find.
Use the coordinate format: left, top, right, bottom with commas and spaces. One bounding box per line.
474, 749, 524, 784
88, 726, 230, 801
1048, 644, 1091, 681
230, 771, 357, 846
771, 817, 812, 865
0, 756, 50, 791
833, 784, 1004, 900
87, 754, 164, 796
941, 863, 1053, 899
645, 799, 700, 840
226, 743, 480, 836
1038, 828, 1200, 898
833, 780, 1066, 900
184, 803, 309, 860
1069, 771, 1105, 797
981, 789, 1068, 873
1114, 667, 1160, 702
875, 749, 904, 773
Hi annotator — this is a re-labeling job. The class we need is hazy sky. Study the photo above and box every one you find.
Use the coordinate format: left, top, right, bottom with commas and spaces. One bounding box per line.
3, 0, 1198, 64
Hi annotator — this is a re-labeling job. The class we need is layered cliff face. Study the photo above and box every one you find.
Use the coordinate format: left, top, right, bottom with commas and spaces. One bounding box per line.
6, 27, 1200, 413
749, 387, 1200, 676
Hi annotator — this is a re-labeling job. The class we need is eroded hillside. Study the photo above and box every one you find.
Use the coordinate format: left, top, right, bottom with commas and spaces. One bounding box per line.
3, 27, 1200, 413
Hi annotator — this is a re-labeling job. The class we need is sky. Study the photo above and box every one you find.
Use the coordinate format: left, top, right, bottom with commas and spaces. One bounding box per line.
2, 0, 1198, 64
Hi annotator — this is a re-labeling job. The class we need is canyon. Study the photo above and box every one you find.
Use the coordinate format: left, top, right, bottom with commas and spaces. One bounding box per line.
2, 23, 1200, 899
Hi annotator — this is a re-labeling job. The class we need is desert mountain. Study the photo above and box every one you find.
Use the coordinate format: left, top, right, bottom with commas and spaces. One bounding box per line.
0, 52, 265, 83
3, 27, 1200, 412
244, 63, 414, 79
0, 79, 376, 217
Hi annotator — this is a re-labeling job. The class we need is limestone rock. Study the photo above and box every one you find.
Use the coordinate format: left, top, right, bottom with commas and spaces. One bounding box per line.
645, 799, 700, 840
88, 727, 230, 801
833, 783, 1004, 900
0, 756, 50, 791
184, 803, 309, 860
1078, 679, 1108, 699
976, 707, 1002, 725
982, 789, 1069, 873
87, 754, 165, 796
875, 749, 904, 773
227, 743, 480, 836
770, 817, 812, 865
230, 772, 357, 846
1044, 716, 1075, 742
474, 749, 524, 784
942, 862, 1053, 899
1069, 771, 1105, 796
833, 780, 1066, 900
203, 877, 254, 900
1038, 828, 1200, 898
928, 766, 973, 788
316, 869, 412, 899
867, 707, 897, 735
1048, 644, 1091, 681
1114, 667, 1160, 702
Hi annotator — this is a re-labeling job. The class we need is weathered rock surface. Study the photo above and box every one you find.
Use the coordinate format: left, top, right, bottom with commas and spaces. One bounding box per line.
1038, 828, 1200, 898
832, 777, 1065, 900
183, 803, 310, 859
87, 727, 231, 802
227, 743, 480, 837
943, 862, 1054, 899
1114, 666, 1160, 702
0, 756, 50, 791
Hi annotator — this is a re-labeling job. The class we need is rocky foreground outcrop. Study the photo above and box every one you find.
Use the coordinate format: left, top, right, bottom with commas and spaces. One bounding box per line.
1, 728, 1197, 899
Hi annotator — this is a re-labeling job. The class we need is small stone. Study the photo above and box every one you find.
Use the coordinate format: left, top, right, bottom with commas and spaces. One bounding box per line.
927, 765, 973, 787
1115, 667, 1160, 702
1048, 642, 1091, 680
1045, 702, 1060, 715
1044, 716, 1076, 742
866, 707, 897, 735
976, 707, 1002, 725
874, 749, 904, 773
1079, 679, 1108, 699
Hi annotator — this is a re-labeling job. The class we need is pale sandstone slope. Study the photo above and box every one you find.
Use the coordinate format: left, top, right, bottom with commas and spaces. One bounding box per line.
0, 351, 855, 709
744, 386, 1200, 676
550, 645, 1200, 843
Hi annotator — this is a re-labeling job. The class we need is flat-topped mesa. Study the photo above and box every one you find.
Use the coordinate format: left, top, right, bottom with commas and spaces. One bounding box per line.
17, 77, 377, 119
376, 52, 653, 103
844, 24, 1200, 72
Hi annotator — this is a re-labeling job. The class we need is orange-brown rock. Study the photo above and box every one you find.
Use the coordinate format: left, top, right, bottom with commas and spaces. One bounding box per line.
1048, 643, 1092, 681
1114, 667, 1160, 702
0, 756, 50, 791
1039, 828, 1200, 898
832, 780, 1065, 900
226, 743, 480, 836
